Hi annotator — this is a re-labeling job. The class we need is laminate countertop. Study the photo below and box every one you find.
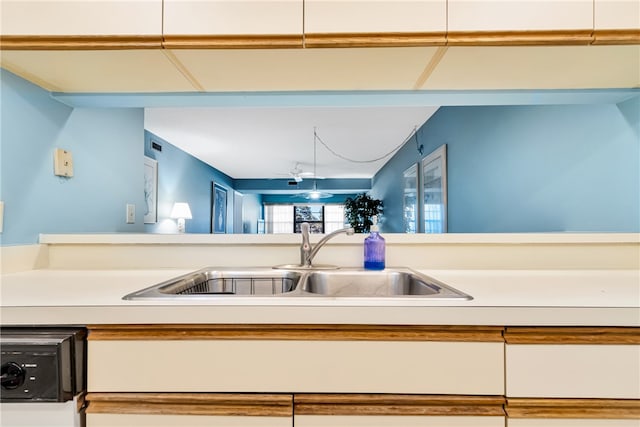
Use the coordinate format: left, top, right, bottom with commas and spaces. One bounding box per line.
1, 268, 638, 326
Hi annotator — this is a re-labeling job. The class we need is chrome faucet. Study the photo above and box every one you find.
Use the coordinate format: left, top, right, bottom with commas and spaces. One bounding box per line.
300, 222, 355, 267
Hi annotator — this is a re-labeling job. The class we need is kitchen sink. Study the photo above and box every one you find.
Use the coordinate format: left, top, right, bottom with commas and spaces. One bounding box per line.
301, 269, 472, 299
123, 268, 302, 300
123, 267, 472, 300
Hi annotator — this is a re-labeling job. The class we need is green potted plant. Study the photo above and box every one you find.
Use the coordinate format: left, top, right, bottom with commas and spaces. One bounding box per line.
344, 193, 383, 233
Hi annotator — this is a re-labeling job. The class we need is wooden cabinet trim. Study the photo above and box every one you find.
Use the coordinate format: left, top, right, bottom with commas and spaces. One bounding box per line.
506, 398, 640, 419
2, 30, 638, 50
163, 35, 302, 49
504, 327, 640, 344
87, 324, 505, 342
593, 29, 640, 45
85, 393, 293, 416
0, 35, 162, 50
294, 394, 506, 416
303, 32, 447, 48
447, 30, 594, 46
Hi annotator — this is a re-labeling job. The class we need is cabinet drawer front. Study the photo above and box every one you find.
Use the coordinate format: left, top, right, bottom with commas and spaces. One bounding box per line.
506, 345, 640, 398
295, 415, 505, 427
87, 414, 291, 427
89, 340, 504, 394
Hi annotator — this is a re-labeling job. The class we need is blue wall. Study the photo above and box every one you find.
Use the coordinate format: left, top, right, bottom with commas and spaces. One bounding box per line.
1, 69, 146, 245
144, 131, 236, 233
373, 99, 640, 233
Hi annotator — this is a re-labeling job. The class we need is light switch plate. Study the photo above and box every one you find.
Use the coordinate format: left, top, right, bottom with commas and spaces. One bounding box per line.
0, 201, 4, 233
54, 148, 74, 177
126, 204, 135, 224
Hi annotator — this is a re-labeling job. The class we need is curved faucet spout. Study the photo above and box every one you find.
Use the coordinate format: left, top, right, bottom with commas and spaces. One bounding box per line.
300, 222, 355, 267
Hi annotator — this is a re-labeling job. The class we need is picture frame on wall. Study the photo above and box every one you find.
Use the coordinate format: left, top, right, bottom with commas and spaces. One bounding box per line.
211, 182, 227, 234
143, 156, 158, 224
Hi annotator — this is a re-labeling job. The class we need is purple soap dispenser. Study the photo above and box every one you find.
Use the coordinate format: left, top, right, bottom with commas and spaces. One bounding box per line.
364, 215, 385, 270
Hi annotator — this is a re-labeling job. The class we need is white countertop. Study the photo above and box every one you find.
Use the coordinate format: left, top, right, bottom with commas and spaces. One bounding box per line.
1, 268, 638, 326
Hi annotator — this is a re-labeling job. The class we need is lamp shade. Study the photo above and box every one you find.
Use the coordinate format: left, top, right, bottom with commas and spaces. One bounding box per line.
170, 202, 192, 219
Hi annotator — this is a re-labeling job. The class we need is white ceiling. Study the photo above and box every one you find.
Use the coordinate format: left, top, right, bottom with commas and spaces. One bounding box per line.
144, 106, 439, 179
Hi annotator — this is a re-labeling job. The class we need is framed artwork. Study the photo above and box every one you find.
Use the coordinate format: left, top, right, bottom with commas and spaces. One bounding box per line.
422, 144, 447, 233
143, 156, 158, 224
211, 182, 227, 233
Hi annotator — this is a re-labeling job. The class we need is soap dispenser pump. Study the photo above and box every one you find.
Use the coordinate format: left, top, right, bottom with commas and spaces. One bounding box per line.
364, 215, 385, 270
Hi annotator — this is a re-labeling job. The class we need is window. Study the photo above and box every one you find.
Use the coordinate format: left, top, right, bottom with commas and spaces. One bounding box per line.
264, 205, 293, 233
264, 204, 345, 234
294, 205, 324, 233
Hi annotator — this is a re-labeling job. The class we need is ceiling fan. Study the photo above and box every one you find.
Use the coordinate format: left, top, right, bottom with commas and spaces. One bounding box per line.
279, 162, 324, 182
287, 163, 316, 182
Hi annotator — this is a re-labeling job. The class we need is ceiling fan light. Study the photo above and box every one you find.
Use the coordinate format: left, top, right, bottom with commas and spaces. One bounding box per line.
304, 190, 332, 200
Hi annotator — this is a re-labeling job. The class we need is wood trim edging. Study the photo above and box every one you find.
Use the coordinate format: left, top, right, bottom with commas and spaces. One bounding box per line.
0, 35, 162, 50
506, 398, 640, 419
504, 327, 640, 344
447, 30, 594, 46
1, 29, 638, 50
303, 32, 447, 48
593, 29, 640, 45
294, 394, 506, 416
87, 324, 505, 342
85, 393, 293, 417
162, 34, 303, 49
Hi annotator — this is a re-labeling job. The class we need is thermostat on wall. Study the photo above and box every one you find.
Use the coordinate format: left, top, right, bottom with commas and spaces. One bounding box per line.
54, 148, 74, 177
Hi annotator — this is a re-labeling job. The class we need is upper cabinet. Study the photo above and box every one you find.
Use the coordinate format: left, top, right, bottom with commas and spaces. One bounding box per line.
448, 0, 594, 32
595, 0, 640, 30
304, 0, 447, 46
0, 0, 162, 36
162, 0, 303, 48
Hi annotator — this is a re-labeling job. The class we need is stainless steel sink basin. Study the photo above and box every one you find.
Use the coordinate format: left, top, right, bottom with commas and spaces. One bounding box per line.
123, 267, 472, 300
300, 268, 472, 299
123, 268, 302, 300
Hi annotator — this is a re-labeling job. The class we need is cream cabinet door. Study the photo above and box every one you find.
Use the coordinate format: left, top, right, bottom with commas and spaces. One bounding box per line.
506, 344, 640, 398
304, 0, 446, 35
163, 0, 303, 36
295, 415, 505, 427
89, 339, 504, 395
448, 0, 593, 32
595, 0, 640, 30
87, 414, 292, 427
0, 0, 162, 35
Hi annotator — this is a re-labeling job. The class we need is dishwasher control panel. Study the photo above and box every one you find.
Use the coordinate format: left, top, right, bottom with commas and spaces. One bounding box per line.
1, 328, 85, 402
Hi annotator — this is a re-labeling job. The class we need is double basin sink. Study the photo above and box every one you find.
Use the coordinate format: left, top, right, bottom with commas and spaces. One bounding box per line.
123, 267, 472, 300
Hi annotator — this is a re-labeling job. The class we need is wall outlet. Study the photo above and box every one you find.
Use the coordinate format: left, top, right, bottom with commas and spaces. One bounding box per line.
126, 204, 135, 224
53, 148, 74, 177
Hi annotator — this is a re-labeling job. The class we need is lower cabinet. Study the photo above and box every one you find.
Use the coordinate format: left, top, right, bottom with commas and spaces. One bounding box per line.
504, 327, 640, 399
84, 325, 640, 427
